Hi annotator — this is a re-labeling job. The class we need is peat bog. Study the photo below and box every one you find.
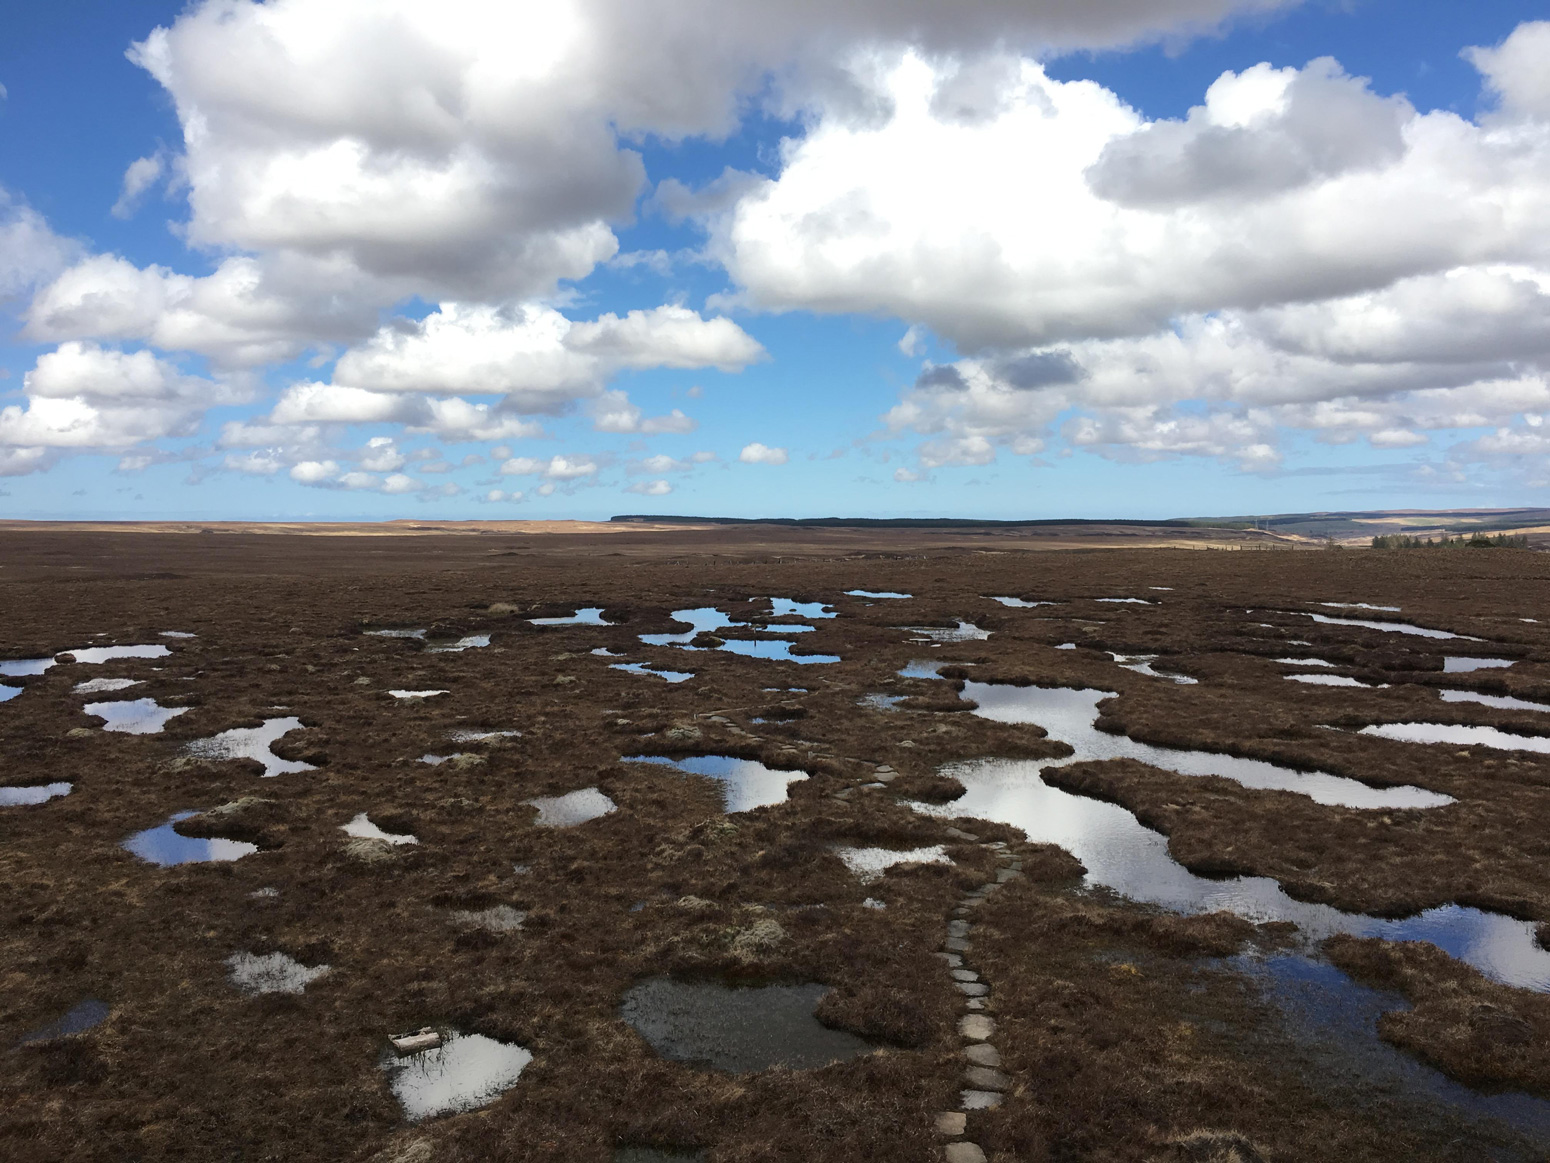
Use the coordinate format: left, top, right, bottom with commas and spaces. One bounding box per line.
6, 527, 1550, 1161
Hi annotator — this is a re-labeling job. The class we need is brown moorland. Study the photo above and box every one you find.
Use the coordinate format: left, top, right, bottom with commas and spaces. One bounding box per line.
2, 524, 1550, 1162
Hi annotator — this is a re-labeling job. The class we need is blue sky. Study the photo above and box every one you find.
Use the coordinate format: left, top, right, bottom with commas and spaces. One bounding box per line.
1, 0, 1548, 520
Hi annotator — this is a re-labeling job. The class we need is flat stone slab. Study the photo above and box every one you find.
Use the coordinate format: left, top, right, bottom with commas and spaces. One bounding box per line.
996, 869, 1021, 883
934, 1111, 966, 1136
960, 1089, 1003, 1110
950, 969, 978, 983
945, 1144, 987, 1163
955, 982, 989, 997
964, 1066, 1011, 1090
965, 998, 986, 1010
944, 937, 969, 953
958, 1015, 995, 1040
947, 920, 970, 938
964, 1043, 1001, 1067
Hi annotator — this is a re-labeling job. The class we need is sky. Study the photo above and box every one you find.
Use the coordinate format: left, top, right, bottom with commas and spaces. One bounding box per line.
1, 1, 1549, 522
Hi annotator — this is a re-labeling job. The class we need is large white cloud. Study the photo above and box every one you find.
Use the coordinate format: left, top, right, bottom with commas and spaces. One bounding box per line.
331, 302, 762, 409
0, 343, 244, 465
717, 42, 1550, 351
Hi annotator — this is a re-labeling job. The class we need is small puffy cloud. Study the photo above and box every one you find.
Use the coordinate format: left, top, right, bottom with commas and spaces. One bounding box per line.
224, 450, 283, 475
360, 436, 406, 472
739, 442, 788, 464
483, 488, 524, 503
499, 453, 600, 481
382, 473, 423, 494
111, 154, 166, 219
588, 389, 699, 434
290, 459, 339, 484
627, 478, 673, 495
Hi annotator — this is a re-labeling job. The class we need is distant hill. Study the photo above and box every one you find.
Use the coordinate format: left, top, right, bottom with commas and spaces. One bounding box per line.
612, 508, 1550, 544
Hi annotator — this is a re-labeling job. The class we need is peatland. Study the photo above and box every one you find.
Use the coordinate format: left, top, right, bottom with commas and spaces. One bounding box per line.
4, 524, 1550, 1162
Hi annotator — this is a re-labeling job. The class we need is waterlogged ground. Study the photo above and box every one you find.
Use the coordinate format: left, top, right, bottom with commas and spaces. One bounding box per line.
5, 529, 1550, 1162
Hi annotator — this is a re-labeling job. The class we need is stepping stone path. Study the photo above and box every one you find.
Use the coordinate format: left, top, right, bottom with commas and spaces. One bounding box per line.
935, 839, 1022, 1162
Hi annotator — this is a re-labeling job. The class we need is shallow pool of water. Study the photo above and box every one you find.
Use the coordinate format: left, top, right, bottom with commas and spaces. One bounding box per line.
85, 697, 190, 734
381, 1031, 533, 1121
226, 951, 330, 995
390, 689, 449, 699
1110, 653, 1198, 685
341, 812, 418, 845
1240, 952, 1550, 1148
612, 661, 694, 683
859, 693, 906, 712
526, 787, 617, 827
0, 782, 72, 806
1097, 597, 1153, 605
1444, 657, 1516, 673
620, 977, 874, 1074
902, 622, 991, 643
1286, 675, 1389, 689
846, 590, 910, 599
17, 999, 110, 1045
0, 684, 21, 702
184, 717, 315, 777
426, 634, 491, 653
624, 755, 808, 813
64, 644, 173, 664
964, 682, 1451, 811
1307, 614, 1479, 641
833, 845, 950, 883
1319, 602, 1401, 612
989, 596, 1057, 608
0, 658, 55, 677
899, 659, 954, 678
73, 677, 143, 694
124, 811, 260, 866
1359, 722, 1550, 756
1440, 690, 1550, 712
769, 598, 836, 619
720, 639, 840, 665
913, 755, 1550, 989
530, 607, 609, 626
1273, 658, 1336, 667
640, 607, 740, 646
366, 628, 427, 639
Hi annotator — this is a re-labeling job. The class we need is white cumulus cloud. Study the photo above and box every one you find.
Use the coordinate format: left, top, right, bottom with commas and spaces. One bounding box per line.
739, 442, 788, 464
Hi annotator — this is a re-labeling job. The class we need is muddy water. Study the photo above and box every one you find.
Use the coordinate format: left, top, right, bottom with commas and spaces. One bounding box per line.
123, 812, 259, 865
16, 999, 110, 1045
1237, 952, 1550, 1144
85, 697, 190, 734
184, 717, 315, 777
965, 683, 1449, 810
380, 1031, 533, 1120
620, 977, 874, 1073
624, 755, 808, 813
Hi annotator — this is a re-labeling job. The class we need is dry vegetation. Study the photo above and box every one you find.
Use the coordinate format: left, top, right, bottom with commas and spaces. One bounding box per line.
3, 526, 1550, 1161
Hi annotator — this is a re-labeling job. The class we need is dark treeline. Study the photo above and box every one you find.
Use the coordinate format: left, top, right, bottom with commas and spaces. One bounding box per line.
1371, 532, 1530, 549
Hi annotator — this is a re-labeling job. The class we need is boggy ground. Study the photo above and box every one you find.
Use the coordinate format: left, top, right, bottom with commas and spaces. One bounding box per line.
4, 530, 1550, 1161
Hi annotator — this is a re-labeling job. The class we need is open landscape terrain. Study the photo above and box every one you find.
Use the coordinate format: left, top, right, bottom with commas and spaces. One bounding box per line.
5, 525, 1550, 1162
